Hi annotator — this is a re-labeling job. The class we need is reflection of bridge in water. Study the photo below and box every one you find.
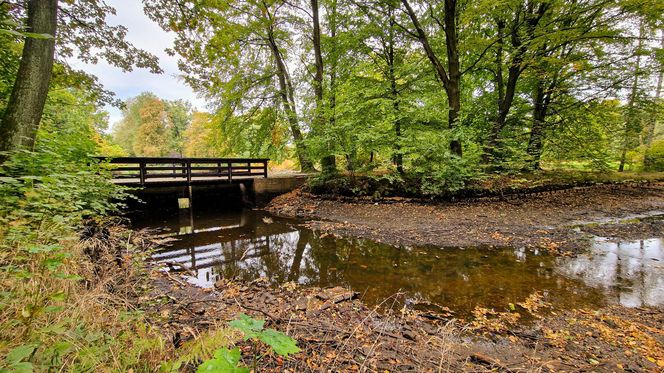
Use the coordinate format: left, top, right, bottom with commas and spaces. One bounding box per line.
151, 209, 310, 287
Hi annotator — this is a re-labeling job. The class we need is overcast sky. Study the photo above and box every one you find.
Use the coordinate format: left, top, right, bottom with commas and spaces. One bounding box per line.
67, 0, 206, 130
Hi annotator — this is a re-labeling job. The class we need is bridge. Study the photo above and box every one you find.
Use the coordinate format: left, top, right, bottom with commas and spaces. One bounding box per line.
99, 156, 305, 207
100, 157, 269, 186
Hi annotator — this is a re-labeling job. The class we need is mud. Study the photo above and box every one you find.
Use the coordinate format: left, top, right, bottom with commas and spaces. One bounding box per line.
266, 182, 664, 253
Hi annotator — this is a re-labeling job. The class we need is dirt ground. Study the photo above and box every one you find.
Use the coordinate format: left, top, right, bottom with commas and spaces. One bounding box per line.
149, 271, 664, 372
138, 182, 664, 372
266, 182, 664, 253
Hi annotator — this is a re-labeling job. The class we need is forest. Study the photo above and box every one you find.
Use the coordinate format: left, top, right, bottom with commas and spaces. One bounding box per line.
135, 0, 664, 184
0, 0, 663, 371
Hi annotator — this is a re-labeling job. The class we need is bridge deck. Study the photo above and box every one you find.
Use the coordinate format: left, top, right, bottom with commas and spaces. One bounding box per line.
98, 157, 269, 186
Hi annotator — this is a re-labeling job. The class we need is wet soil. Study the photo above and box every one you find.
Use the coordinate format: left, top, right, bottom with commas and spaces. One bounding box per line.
148, 271, 664, 372
266, 182, 664, 253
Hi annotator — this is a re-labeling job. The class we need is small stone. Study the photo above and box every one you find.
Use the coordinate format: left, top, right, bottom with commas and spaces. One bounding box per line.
403, 330, 417, 341
295, 296, 309, 311
316, 291, 330, 301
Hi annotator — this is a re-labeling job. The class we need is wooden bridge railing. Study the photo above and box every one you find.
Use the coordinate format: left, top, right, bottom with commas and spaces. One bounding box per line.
97, 157, 269, 185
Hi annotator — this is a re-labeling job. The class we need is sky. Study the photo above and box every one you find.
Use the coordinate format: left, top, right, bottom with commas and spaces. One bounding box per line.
67, 0, 206, 130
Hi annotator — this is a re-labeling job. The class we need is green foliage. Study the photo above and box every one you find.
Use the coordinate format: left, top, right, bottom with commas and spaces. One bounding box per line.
197, 348, 249, 373
0, 88, 169, 371
196, 314, 299, 372
644, 140, 664, 171
112, 92, 193, 157
229, 314, 299, 357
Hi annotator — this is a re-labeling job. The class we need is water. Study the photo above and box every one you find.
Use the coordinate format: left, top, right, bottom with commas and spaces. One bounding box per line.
131, 207, 664, 316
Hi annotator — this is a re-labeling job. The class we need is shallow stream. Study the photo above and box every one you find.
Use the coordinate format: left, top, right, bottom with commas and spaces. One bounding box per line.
131, 206, 664, 316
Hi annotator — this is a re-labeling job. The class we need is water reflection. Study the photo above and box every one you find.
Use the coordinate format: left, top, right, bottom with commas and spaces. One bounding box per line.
135, 208, 664, 315
557, 237, 664, 308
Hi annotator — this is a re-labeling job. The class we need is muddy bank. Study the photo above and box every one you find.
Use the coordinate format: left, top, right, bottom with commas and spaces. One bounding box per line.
148, 271, 664, 372
266, 182, 664, 253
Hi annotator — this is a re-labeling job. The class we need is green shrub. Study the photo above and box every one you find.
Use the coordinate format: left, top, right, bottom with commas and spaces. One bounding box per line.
644, 140, 664, 171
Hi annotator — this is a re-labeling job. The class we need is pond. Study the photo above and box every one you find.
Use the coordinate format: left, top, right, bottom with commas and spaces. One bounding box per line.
131, 206, 664, 316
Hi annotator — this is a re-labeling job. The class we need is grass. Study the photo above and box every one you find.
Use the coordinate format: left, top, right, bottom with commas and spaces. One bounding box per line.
0, 217, 239, 372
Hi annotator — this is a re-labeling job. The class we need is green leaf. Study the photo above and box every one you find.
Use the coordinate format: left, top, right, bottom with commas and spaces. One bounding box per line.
44, 305, 64, 313
229, 313, 264, 340
9, 362, 33, 373
258, 329, 300, 357
196, 348, 249, 373
213, 347, 241, 365
0, 177, 19, 184
6, 345, 35, 364
27, 244, 60, 253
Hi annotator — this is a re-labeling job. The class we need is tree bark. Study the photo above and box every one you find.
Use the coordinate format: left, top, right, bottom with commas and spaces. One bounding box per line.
444, 0, 462, 156
483, 4, 547, 164
311, 0, 336, 173
0, 0, 58, 157
267, 27, 315, 172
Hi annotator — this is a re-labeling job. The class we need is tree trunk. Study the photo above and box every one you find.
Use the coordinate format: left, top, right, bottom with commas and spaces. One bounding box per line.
619, 21, 645, 172
311, 0, 336, 173
0, 0, 58, 157
401, 0, 462, 156
526, 81, 547, 170
267, 28, 315, 172
444, 0, 462, 156
387, 8, 403, 173
645, 31, 663, 146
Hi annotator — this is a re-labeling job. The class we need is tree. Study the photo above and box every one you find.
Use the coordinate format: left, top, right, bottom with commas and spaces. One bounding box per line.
144, 0, 315, 171
112, 93, 193, 157
400, 0, 463, 156
0, 0, 161, 158
133, 97, 170, 156
311, 0, 337, 173
0, 0, 57, 155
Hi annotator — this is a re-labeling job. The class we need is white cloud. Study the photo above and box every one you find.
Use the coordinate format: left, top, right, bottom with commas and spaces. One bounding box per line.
66, 0, 207, 131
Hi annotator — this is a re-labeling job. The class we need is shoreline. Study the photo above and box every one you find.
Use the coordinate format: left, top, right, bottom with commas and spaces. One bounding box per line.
265, 182, 664, 254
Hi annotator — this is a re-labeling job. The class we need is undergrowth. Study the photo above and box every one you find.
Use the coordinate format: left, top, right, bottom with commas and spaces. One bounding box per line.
0, 145, 240, 371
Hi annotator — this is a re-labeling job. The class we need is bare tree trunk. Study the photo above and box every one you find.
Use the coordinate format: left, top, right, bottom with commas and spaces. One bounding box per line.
311, 0, 336, 173
267, 28, 315, 172
0, 0, 57, 158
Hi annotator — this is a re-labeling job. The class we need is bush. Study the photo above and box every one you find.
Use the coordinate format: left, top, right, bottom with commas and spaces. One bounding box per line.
644, 140, 664, 171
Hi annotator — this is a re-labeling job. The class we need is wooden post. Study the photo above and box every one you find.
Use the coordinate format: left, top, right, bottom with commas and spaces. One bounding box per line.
186, 160, 191, 184
139, 161, 146, 186
263, 160, 268, 178
227, 161, 232, 183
